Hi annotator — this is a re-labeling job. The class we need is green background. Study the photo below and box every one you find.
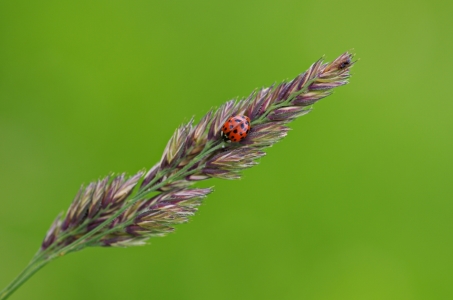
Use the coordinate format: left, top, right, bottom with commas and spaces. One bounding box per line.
1, 0, 452, 299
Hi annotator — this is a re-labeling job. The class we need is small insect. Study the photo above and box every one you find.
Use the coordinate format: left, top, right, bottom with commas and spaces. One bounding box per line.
338, 59, 351, 70
221, 115, 251, 142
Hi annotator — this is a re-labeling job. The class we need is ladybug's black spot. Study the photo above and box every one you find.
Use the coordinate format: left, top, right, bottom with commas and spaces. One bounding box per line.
234, 118, 241, 122
233, 129, 237, 133
230, 125, 233, 129
240, 123, 244, 129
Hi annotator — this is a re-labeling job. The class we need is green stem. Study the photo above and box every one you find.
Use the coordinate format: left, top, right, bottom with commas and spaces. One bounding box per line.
0, 252, 53, 300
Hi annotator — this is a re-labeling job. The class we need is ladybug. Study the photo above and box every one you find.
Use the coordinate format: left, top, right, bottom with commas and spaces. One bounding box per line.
221, 115, 251, 142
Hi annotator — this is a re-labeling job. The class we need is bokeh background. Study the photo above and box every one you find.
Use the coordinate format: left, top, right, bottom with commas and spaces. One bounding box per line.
1, 0, 452, 299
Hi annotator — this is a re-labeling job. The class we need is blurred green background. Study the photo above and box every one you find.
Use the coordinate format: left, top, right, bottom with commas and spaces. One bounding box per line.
1, 0, 452, 299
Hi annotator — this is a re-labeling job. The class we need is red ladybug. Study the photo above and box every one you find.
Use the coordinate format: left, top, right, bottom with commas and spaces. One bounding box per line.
222, 115, 251, 142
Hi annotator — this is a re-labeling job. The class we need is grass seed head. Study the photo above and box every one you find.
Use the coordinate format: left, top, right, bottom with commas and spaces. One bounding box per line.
41, 52, 355, 251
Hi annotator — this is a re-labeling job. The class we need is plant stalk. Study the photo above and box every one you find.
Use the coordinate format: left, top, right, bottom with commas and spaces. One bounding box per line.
0, 142, 223, 299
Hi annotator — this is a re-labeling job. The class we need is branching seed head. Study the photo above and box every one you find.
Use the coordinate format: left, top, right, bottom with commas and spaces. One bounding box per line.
41, 52, 355, 251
